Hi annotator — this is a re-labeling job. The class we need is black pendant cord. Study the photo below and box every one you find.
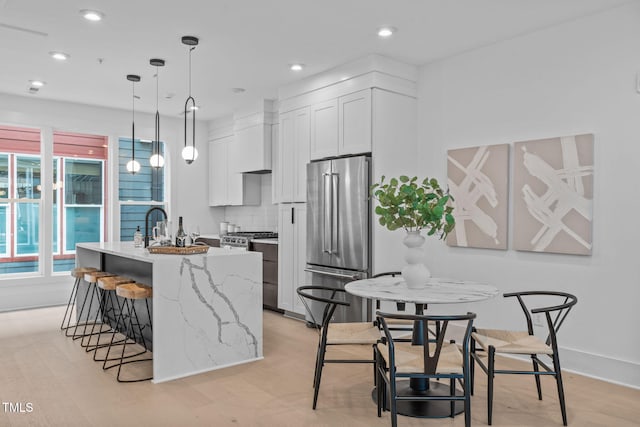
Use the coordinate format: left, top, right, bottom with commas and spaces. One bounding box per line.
154, 64, 160, 162
149, 58, 165, 168
131, 80, 136, 171
184, 45, 196, 164
126, 74, 141, 174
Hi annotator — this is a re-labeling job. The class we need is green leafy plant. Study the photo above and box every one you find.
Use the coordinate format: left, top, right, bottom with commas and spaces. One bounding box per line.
370, 175, 455, 238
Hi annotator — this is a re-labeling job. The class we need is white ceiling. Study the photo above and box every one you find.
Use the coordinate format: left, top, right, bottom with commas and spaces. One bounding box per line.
0, 0, 630, 121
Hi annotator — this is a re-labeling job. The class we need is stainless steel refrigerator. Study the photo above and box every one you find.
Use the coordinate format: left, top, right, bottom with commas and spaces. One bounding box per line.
305, 155, 371, 323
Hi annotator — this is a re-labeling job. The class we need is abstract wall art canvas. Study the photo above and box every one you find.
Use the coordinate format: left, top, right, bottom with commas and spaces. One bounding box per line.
446, 144, 509, 249
513, 134, 594, 255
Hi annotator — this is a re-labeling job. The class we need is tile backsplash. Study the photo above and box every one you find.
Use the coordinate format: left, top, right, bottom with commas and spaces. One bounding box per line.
224, 174, 278, 232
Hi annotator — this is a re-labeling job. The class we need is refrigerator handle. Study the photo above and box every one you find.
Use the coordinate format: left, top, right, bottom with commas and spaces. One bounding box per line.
323, 172, 332, 254
331, 172, 339, 255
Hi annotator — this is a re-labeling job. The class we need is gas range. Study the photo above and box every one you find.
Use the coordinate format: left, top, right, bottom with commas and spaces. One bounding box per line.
220, 231, 278, 249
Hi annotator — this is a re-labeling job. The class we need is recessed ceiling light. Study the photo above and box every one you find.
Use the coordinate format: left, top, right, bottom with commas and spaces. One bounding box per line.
377, 26, 396, 38
49, 51, 70, 61
290, 63, 304, 72
29, 80, 45, 87
80, 9, 104, 21
231, 87, 246, 93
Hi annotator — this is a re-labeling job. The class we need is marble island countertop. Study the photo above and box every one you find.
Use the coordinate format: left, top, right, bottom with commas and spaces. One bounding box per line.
75, 241, 263, 383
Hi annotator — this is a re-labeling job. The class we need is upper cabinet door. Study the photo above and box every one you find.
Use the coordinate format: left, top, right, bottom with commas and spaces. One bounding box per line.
339, 89, 372, 156
271, 123, 280, 204
293, 107, 310, 202
278, 111, 295, 203
310, 99, 338, 161
279, 107, 310, 203
208, 138, 229, 206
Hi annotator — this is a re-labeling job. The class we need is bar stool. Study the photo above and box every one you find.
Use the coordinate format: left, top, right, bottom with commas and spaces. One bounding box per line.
61, 267, 98, 336
71, 271, 115, 341
104, 282, 153, 382
82, 275, 135, 353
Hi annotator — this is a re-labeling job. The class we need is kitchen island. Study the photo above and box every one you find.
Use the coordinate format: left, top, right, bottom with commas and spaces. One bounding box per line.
75, 242, 263, 383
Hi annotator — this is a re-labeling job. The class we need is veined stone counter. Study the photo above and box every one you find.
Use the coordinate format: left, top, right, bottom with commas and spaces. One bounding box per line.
76, 242, 263, 383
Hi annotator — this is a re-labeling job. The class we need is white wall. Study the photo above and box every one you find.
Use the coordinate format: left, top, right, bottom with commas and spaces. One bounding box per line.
0, 93, 224, 310
417, 3, 640, 387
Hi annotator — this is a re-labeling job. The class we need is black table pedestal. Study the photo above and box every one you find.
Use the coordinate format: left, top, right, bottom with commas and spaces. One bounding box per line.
374, 380, 464, 418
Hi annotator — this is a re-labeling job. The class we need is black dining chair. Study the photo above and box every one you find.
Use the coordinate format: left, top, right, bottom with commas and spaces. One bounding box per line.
375, 311, 476, 427
296, 285, 381, 409
470, 291, 578, 425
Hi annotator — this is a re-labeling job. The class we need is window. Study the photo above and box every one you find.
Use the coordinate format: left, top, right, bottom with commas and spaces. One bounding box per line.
0, 127, 42, 275
118, 138, 166, 242
52, 132, 107, 272
0, 126, 108, 277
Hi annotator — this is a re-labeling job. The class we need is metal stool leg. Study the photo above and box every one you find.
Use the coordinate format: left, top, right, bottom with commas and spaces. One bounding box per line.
113, 297, 153, 382
60, 276, 80, 331
101, 297, 146, 369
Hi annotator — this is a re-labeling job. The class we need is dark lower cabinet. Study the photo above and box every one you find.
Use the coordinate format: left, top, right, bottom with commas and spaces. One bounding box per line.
251, 242, 281, 313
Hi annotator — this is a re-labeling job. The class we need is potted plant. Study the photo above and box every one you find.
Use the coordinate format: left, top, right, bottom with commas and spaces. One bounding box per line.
370, 175, 455, 288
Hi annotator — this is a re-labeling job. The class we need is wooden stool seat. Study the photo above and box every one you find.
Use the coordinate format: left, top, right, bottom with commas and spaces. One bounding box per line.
98, 276, 135, 291
84, 271, 116, 283
71, 267, 98, 279
116, 283, 152, 300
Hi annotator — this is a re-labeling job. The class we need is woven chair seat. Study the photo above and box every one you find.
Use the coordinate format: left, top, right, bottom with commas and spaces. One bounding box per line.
377, 342, 463, 374
326, 322, 381, 345
472, 328, 553, 355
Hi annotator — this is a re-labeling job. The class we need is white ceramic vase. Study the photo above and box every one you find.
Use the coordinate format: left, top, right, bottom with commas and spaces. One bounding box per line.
401, 230, 431, 289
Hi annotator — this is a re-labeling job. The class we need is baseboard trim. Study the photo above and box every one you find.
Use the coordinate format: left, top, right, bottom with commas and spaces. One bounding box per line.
0, 277, 73, 312
152, 356, 264, 384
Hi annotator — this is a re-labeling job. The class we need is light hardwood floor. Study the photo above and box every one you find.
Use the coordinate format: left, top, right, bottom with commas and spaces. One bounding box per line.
0, 306, 638, 427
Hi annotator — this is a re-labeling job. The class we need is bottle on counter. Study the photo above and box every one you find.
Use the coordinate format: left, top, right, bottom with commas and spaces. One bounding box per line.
134, 226, 143, 248
175, 216, 187, 247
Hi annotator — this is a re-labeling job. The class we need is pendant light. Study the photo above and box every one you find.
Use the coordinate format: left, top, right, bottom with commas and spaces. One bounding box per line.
125, 74, 141, 174
149, 58, 165, 168
181, 35, 199, 164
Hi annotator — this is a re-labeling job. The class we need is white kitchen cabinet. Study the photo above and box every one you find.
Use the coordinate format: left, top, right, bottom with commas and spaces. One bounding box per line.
339, 89, 372, 155
308, 89, 372, 160
278, 106, 309, 203
309, 99, 338, 160
208, 137, 261, 206
271, 123, 280, 204
209, 138, 229, 206
277, 203, 307, 315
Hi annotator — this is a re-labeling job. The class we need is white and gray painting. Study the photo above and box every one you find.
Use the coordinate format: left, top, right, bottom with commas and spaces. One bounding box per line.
447, 144, 509, 250
513, 134, 594, 255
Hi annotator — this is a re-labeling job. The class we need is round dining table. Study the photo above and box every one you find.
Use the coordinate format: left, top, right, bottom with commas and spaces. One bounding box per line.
345, 275, 499, 418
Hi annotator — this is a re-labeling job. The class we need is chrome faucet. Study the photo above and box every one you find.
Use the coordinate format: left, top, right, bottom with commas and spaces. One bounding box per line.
144, 207, 168, 247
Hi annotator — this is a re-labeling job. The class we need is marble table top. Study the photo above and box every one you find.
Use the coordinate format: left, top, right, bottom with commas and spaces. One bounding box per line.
345, 275, 499, 304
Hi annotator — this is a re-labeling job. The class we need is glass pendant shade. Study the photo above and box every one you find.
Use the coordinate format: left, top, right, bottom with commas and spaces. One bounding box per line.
181, 145, 199, 163
150, 153, 165, 168
126, 159, 141, 173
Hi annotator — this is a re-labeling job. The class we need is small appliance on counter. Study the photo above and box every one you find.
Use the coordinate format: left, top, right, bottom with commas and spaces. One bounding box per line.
219, 221, 229, 236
